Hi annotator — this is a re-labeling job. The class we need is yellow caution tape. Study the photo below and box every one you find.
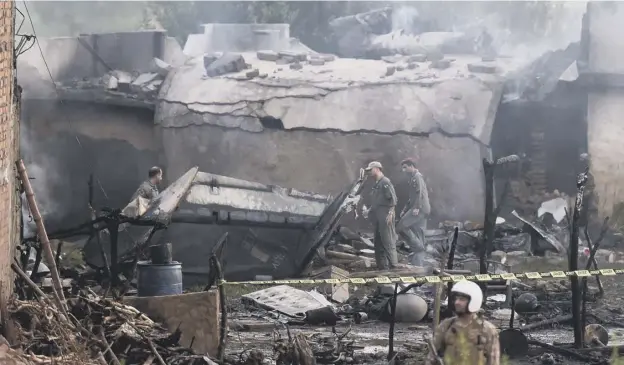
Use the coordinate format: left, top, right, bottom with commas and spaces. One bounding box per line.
219, 268, 624, 286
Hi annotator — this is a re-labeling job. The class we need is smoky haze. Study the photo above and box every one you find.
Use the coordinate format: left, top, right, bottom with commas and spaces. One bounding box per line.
16, 1, 587, 226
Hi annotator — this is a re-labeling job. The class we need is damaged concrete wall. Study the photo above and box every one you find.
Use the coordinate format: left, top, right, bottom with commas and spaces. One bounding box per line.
21, 99, 157, 231
156, 53, 515, 222
585, 2, 624, 223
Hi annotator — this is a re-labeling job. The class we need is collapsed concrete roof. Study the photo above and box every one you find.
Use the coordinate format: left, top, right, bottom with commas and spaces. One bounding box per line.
157, 52, 534, 144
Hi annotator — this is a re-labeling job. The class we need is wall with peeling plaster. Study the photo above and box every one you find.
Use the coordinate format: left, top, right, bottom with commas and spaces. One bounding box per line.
586, 2, 624, 224
156, 52, 511, 222
20, 99, 158, 231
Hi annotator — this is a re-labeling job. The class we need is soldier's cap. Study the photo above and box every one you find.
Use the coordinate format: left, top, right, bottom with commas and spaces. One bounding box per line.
365, 161, 383, 171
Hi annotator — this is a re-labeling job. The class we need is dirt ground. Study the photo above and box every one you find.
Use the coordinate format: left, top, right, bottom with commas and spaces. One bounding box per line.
222, 255, 624, 365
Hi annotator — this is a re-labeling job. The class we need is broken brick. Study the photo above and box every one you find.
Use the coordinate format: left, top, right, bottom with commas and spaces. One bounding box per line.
257, 50, 280, 62
246, 69, 260, 78
205, 53, 246, 77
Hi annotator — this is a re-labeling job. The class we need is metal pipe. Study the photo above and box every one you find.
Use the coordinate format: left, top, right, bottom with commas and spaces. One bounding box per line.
17, 160, 67, 312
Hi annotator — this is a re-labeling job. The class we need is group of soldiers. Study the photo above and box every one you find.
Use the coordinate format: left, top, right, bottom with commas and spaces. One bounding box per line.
362, 158, 430, 270
363, 160, 500, 364
133, 163, 499, 363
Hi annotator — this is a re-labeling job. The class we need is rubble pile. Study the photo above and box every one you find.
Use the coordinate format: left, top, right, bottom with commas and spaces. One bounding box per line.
9, 287, 215, 365
202, 51, 337, 80
56, 57, 173, 102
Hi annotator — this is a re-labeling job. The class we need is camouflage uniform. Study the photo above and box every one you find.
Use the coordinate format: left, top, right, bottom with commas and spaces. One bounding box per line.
369, 176, 398, 269
396, 170, 431, 266
426, 314, 500, 365
132, 180, 159, 202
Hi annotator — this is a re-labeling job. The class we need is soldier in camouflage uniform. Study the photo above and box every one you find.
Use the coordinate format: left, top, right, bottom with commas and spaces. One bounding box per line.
426, 280, 500, 365
131, 166, 163, 202
396, 158, 431, 267
362, 161, 399, 269
579, 153, 598, 232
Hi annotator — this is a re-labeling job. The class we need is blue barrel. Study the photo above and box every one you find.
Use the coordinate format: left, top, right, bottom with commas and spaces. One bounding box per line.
137, 260, 183, 297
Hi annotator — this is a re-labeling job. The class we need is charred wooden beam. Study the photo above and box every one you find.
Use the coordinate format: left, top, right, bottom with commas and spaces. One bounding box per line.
570, 167, 589, 348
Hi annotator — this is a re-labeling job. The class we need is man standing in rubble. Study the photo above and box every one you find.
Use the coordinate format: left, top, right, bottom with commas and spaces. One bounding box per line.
362, 161, 398, 269
579, 153, 598, 233
426, 280, 500, 365
132, 166, 163, 202
396, 158, 430, 267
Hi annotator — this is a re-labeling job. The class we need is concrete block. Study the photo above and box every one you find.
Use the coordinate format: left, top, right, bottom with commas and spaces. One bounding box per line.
205, 53, 246, 77
309, 58, 325, 66
318, 54, 336, 62
278, 50, 307, 62
111, 70, 132, 92
467, 63, 497, 74
308, 265, 349, 303
257, 50, 280, 61
246, 69, 260, 78
131, 73, 159, 93
385, 66, 396, 76
103, 74, 118, 90
150, 57, 173, 77
123, 290, 219, 356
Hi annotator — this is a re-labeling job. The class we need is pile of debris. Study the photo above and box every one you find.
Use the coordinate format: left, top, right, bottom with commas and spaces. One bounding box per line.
56, 57, 173, 102
10, 265, 215, 365
202, 51, 337, 80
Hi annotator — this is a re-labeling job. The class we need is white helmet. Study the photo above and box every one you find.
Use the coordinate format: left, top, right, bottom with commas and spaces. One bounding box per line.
451, 280, 483, 313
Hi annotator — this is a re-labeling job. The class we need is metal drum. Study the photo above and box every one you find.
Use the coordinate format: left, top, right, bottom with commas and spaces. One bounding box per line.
137, 260, 183, 297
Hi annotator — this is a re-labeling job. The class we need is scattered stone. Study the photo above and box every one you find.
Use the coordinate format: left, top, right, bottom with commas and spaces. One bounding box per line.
467, 63, 497, 74
407, 54, 427, 63
259, 73, 268, 78
111, 70, 133, 92
430, 59, 451, 70
205, 53, 246, 77
396, 65, 405, 72
407, 63, 417, 70
245, 69, 260, 78
289, 62, 303, 70
385, 66, 396, 76
382, 55, 403, 64
309, 58, 325, 66
256, 50, 280, 62
278, 50, 307, 62
150, 57, 173, 77
203, 53, 221, 69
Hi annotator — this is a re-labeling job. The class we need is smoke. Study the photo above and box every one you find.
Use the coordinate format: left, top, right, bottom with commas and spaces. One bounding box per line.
20, 126, 60, 239
390, 2, 586, 60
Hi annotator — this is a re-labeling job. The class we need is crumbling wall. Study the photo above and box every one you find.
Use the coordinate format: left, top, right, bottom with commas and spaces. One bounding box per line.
585, 2, 624, 224
0, 0, 18, 319
21, 99, 158, 231
157, 54, 507, 222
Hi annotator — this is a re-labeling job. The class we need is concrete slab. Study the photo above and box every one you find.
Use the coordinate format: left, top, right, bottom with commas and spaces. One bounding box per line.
123, 290, 219, 356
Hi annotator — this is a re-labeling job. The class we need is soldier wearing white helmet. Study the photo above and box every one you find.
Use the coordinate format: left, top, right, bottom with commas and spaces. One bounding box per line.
425, 280, 500, 365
